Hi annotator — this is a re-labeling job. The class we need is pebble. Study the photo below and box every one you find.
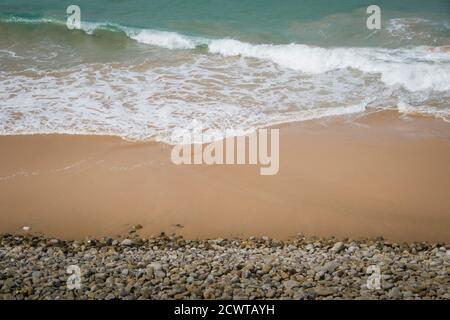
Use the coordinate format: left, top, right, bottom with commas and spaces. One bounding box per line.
283, 279, 300, 290
322, 261, 339, 274
105, 293, 115, 300
331, 242, 345, 253
0, 234, 447, 300
389, 287, 402, 299
120, 239, 134, 246
313, 286, 335, 297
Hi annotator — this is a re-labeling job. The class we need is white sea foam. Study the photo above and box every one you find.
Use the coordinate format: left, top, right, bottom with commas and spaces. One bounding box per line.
90, 24, 450, 92
79, 22, 203, 50
0, 49, 21, 58
1, 52, 448, 143
0, 16, 61, 25
104, 25, 450, 93
126, 29, 201, 50
386, 18, 450, 41
2, 16, 449, 92
209, 39, 450, 92
0, 55, 388, 143
1, 17, 449, 141
397, 102, 450, 121
121, 27, 450, 92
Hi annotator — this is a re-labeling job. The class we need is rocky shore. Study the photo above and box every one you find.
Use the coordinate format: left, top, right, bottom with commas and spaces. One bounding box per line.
0, 233, 448, 300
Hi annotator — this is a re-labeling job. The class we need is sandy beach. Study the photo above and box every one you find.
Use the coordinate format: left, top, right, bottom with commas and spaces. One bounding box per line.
0, 110, 449, 242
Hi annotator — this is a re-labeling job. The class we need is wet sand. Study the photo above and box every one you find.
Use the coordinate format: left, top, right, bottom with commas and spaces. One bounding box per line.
0, 110, 449, 242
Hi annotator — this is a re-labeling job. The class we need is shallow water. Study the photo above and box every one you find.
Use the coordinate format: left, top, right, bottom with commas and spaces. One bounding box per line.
0, 0, 449, 142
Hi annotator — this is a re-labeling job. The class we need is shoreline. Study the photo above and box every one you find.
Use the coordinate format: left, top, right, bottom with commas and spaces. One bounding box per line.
0, 110, 450, 242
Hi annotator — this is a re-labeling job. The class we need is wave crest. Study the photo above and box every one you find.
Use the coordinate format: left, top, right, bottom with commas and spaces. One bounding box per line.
2, 15, 450, 92
209, 39, 450, 92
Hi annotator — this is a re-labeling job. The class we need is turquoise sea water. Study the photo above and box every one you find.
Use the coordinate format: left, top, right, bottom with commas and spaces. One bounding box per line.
0, 1, 449, 142
2, 0, 450, 46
